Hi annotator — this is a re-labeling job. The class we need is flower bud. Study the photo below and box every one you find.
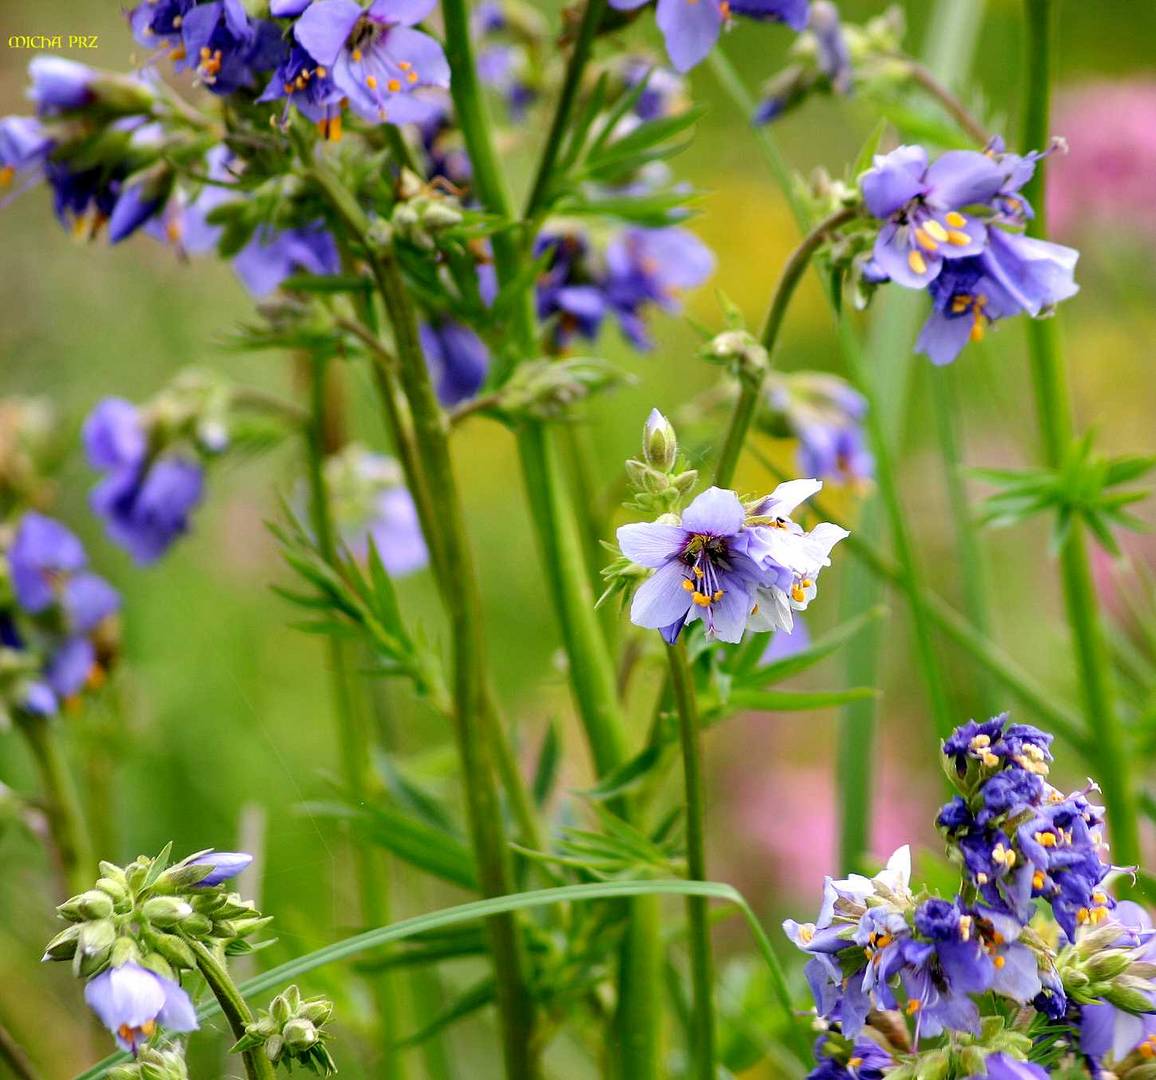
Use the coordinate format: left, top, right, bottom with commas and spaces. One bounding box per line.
1086, 949, 1134, 982
148, 931, 197, 970
642, 409, 677, 472
42, 923, 81, 961
283, 1018, 319, 1051
74, 918, 116, 976
263, 1035, 285, 1063
1103, 978, 1156, 1014
141, 896, 194, 928
96, 876, 129, 903
58, 889, 114, 921
704, 330, 768, 386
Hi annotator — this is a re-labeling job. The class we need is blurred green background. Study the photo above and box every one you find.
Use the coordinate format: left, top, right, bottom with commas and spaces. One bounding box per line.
1, 0, 1155, 1075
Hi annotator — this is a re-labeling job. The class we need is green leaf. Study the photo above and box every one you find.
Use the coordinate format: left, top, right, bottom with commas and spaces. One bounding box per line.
850, 117, 890, 182
719, 687, 879, 713
532, 720, 561, 807
579, 742, 664, 802
73, 879, 806, 1080
142, 842, 174, 889
395, 978, 495, 1048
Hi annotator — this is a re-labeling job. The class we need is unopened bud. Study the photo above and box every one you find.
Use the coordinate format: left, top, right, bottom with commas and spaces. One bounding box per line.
1086, 950, 1134, 982
58, 889, 114, 921
704, 330, 768, 386
1103, 978, 1156, 1014
42, 924, 81, 961
283, 1018, 318, 1051
642, 409, 677, 472
141, 896, 194, 928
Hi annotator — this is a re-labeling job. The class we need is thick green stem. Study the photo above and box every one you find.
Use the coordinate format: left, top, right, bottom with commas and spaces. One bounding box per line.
302, 355, 403, 1077
1021, 0, 1140, 865
666, 642, 714, 1080
189, 940, 276, 1080
438, 0, 664, 1069
712, 205, 857, 488
19, 715, 92, 896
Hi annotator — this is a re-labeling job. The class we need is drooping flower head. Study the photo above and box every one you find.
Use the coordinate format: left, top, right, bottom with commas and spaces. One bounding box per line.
0, 116, 51, 195
181, 849, 254, 886
419, 319, 490, 406
534, 231, 609, 348
604, 226, 715, 349
232, 223, 340, 297
84, 962, 198, 1053
607, 0, 809, 74
84, 398, 206, 564
177, 0, 286, 95
289, 0, 451, 124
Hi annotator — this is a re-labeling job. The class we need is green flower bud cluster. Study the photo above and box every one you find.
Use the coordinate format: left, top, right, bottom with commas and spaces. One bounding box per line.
43, 848, 271, 983
624, 409, 697, 515
702, 330, 768, 390
232, 985, 338, 1077
107, 1043, 189, 1080
1052, 924, 1156, 1015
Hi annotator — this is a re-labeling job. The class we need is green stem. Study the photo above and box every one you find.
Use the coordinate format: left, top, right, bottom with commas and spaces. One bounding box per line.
712, 205, 857, 488
189, 940, 276, 1080
18, 716, 92, 895
902, 58, 990, 144
437, 0, 664, 1068
368, 244, 539, 1079
1021, 0, 1139, 865
301, 354, 404, 1077
666, 642, 714, 1080
523, 0, 608, 220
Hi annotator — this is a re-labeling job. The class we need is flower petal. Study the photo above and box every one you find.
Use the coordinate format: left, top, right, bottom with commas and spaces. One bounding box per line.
924, 149, 1004, 209
630, 559, 693, 629
860, 145, 927, 219
617, 522, 685, 568
294, 0, 362, 66
655, 0, 724, 73
680, 485, 744, 536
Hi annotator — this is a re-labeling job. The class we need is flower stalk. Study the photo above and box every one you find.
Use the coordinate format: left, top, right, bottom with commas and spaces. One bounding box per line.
666, 640, 714, 1080
1020, 0, 1141, 866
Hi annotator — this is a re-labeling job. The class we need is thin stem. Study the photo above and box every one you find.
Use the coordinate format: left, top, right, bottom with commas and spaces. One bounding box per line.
18, 715, 92, 895
928, 367, 997, 714
301, 353, 404, 1077
1020, 0, 1140, 864
712, 205, 857, 487
189, 940, 276, 1080
666, 641, 714, 1080
523, 0, 608, 220
902, 58, 990, 145
0, 1020, 40, 1080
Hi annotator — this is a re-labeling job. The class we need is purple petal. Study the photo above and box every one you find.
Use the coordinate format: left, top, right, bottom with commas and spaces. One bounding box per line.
46, 637, 95, 698
84, 964, 166, 1041
156, 975, 199, 1033
64, 573, 120, 634
915, 308, 974, 366
860, 145, 927, 218
617, 522, 686, 568
631, 559, 693, 629
294, 0, 362, 66
655, 0, 724, 73
680, 486, 744, 536
84, 398, 146, 472
271, 0, 312, 13
872, 222, 942, 289
187, 850, 253, 886
924, 149, 1004, 209
368, 0, 437, 26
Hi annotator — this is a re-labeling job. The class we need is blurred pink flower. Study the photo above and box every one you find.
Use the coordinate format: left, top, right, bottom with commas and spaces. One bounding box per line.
1050, 81, 1156, 240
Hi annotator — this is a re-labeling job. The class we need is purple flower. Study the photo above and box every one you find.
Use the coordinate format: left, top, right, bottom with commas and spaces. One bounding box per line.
146, 146, 235, 256
0, 116, 51, 194
84, 398, 207, 564
84, 962, 198, 1053
534, 232, 609, 348
617, 486, 766, 643
809, 1, 851, 95
258, 43, 344, 128
860, 145, 1004, 288
107, 174, 171, 245
807, 1035, 892, 1080
178, 0, 286, 95
621, 60, 686, 122
183, 849, 254, 886
1080, 902, 1156, 1063
291, 0, 450, 124
128, 0, 195, 50
9, 513, 88, 615
604, 227, 715, 349
419, 320, 490, 405
766, 372, 872, 484
967, 1055, 1048, 1080
27, 57, 96, 115
608, 0, 809, 73
233, 223, 340, 297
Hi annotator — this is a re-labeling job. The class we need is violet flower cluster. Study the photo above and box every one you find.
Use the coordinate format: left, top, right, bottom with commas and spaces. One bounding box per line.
786, 714, 1156, 1079
858, 140, 1080, 365
1, 513, 120, 720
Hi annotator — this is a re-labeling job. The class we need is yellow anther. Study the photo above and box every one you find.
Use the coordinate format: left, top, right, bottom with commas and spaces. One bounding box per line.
387, 78, 402, 91
200, 45, 211, 58
959, 915, 973, 942
849, 1059, 863, 1069
981, 750, 999, 767
800, 924, 815, 943
976, 872, 988, 885
914, 227, 940, 252
905, 999, 921, 1015
365, 74, 378, 88
172, 13, 182, 26
1092, 890, 1108, 905
907, 249, 928, 275
693, 566, 704, 578
993, 955, 1006, 970
1035, 831, 1057, 848
970, 320, 986, 343
1142, 1042, 1156, 1060
398, 60, 412, 69
945, 211, 967, 228
169, 45, 187, 61
970, 733, 991, 748
1077, 907, 1091, 924
924, 219, 949, 242
352, 48, 363, 61
947, 230, 972, 247
0, 165, 13, 188
791, 584, 806, 604
682, 579, 695, 592
712, 590, 724, 601
316, 65, 327, 77
1032, 870, 1045, 890
406, 70, 419, 82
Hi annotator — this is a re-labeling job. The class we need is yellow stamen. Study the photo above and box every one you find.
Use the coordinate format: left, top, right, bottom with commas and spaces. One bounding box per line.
169, 45, 187, 61
315, 66, 327, 77
712, 590, 724, 602
914, 227, 940, 252
406, 70, 419, 83
1035, 831, 1057, 848
365, 75, 378, 89
924, 219, 949, 242
351, 48, 363, 61
905, 999, 921, 1015
682, 578, 695, 592
387, 78, 402, 92
791, 583, 806, 603
907, 249, 928, 275
1032, 870, 1045, 890
945, 211, 967, 228
993, 955, 1006, 969
970, 319, 986, 343
0, 165, 13, 188
947, 230, 972, 247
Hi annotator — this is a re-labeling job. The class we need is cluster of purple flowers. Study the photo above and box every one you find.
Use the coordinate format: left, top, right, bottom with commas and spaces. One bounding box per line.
936, 714, 1114, 942
83, 398, 207, 565
535, 226, 715, 351
859, 140, 1080, 365
618, 478, 847, 643
2, 513, 120, 717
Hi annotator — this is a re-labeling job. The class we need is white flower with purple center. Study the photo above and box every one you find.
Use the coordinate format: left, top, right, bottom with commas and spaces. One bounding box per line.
84, 962, 198, 1053
287, 0, 451, 124
860, 144, 1006, 289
